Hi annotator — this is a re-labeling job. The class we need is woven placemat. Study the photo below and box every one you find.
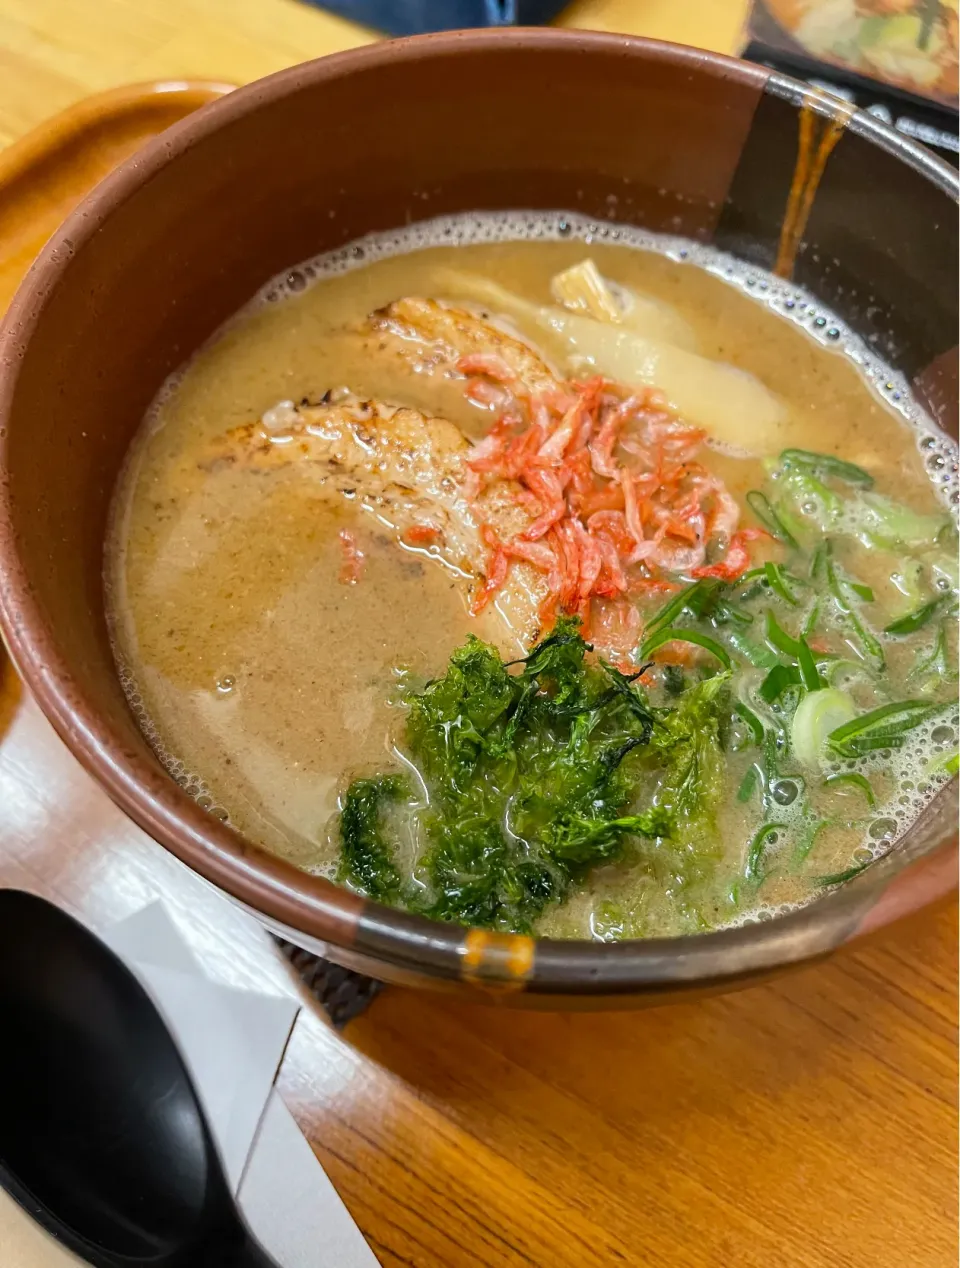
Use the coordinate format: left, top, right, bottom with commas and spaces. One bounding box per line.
277, 940, 384, 1028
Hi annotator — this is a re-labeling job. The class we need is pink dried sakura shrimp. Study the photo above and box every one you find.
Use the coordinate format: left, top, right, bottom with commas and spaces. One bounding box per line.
460, 359, 765, 666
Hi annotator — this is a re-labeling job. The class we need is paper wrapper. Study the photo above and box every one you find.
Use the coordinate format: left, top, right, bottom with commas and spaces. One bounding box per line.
0, 901, 380, 1268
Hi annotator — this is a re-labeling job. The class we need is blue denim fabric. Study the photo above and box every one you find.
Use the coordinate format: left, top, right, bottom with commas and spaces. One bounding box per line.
302, 0, 567, 37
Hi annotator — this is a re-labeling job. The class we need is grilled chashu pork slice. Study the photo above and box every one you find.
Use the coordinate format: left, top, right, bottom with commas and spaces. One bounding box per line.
200, 391, 547, 650
357, 297, 561, 396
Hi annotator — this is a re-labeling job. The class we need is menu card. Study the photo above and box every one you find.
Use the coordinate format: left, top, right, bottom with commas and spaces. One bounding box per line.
742, 0, 959, 163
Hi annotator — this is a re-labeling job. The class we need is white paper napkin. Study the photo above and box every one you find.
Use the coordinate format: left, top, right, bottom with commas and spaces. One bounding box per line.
104, 902, 380, 1268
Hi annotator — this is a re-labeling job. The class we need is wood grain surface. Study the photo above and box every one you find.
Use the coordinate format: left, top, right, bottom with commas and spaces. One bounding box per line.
0, 4, 956, 1266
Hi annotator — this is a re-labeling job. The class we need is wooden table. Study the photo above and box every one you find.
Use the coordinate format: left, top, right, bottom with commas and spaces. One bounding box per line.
0, 3, 956, 1266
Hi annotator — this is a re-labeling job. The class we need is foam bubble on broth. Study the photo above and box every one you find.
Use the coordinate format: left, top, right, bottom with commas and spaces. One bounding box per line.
114, 660, 231, 822
826, 707, 959, 852
729, 707, 958, 928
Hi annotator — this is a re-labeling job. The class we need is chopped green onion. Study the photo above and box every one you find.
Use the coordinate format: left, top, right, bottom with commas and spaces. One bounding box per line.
808, 541, 828, 582
640, 627, 731, 668
644, 580, 709, 635
735, 566, 784, 605
712, 599, 754, 627
738, 581, 770, 605
827, 699, 939, 758
910, 624, 959, 685
734, 700, 765, 745
858, 492, 948, 549
765, 611, 802, 657
759, 663, 803, 704
822, 547, 885, 668
726, 607, 755, 627
745, 822, 788, 881
824, 545, 849, 614
802, 600, 820, 638
780, 448, 874, 489
763, 561, 799, 606
771, 497, 812, 544
686, 580, 722, 619
727, 629, 779, 669
746, 490, 799, 548
796, 636, 822, 692
825, 658, 868, 688
829, 698, 934, 741
816, 859, 874, 887
847, 608, 886, 671
822, 771, 876, 806
884, 594, 949, 636
793, 818, 828, 863
924, 749, 959, 779
737, 764, 761, 803
846, 581, 874, 602
762, 728, 782, 800
925, 751, 955, 778
823, 543, 876, 618
790, 687, 857, 767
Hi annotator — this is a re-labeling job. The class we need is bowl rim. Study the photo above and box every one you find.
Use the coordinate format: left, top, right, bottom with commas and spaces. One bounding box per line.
0, 27, 956, 994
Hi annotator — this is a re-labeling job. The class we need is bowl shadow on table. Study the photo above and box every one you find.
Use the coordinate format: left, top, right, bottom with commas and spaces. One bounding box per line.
0, 654, 22, 740
344, 901, 956, 1123
279, 904, 956, 1267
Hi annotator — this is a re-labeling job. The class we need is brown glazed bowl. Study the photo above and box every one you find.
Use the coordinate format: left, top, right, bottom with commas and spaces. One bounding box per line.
0, 31, 956, 1005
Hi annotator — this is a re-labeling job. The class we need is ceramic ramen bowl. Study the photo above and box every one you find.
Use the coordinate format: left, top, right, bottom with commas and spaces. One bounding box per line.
0, 31, 956, 1004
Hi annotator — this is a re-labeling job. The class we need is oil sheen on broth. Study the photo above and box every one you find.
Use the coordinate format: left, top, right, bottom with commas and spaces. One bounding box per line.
106, 213, 958, 939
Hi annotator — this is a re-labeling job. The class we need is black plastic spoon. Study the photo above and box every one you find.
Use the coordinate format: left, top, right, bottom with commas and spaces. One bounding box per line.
0, 889, 277, 1267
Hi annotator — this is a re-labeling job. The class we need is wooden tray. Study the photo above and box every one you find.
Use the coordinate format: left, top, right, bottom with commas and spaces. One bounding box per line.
0, 81, 235, 310
0, 79, 309, 1268
0, 83, 263, 928
0, 85, 268, 938
0, 80, 956, 1268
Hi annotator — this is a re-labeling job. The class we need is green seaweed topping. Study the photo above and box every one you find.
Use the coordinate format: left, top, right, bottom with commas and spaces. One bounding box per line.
337, 776, 408, 903
337, 618, 729, 932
